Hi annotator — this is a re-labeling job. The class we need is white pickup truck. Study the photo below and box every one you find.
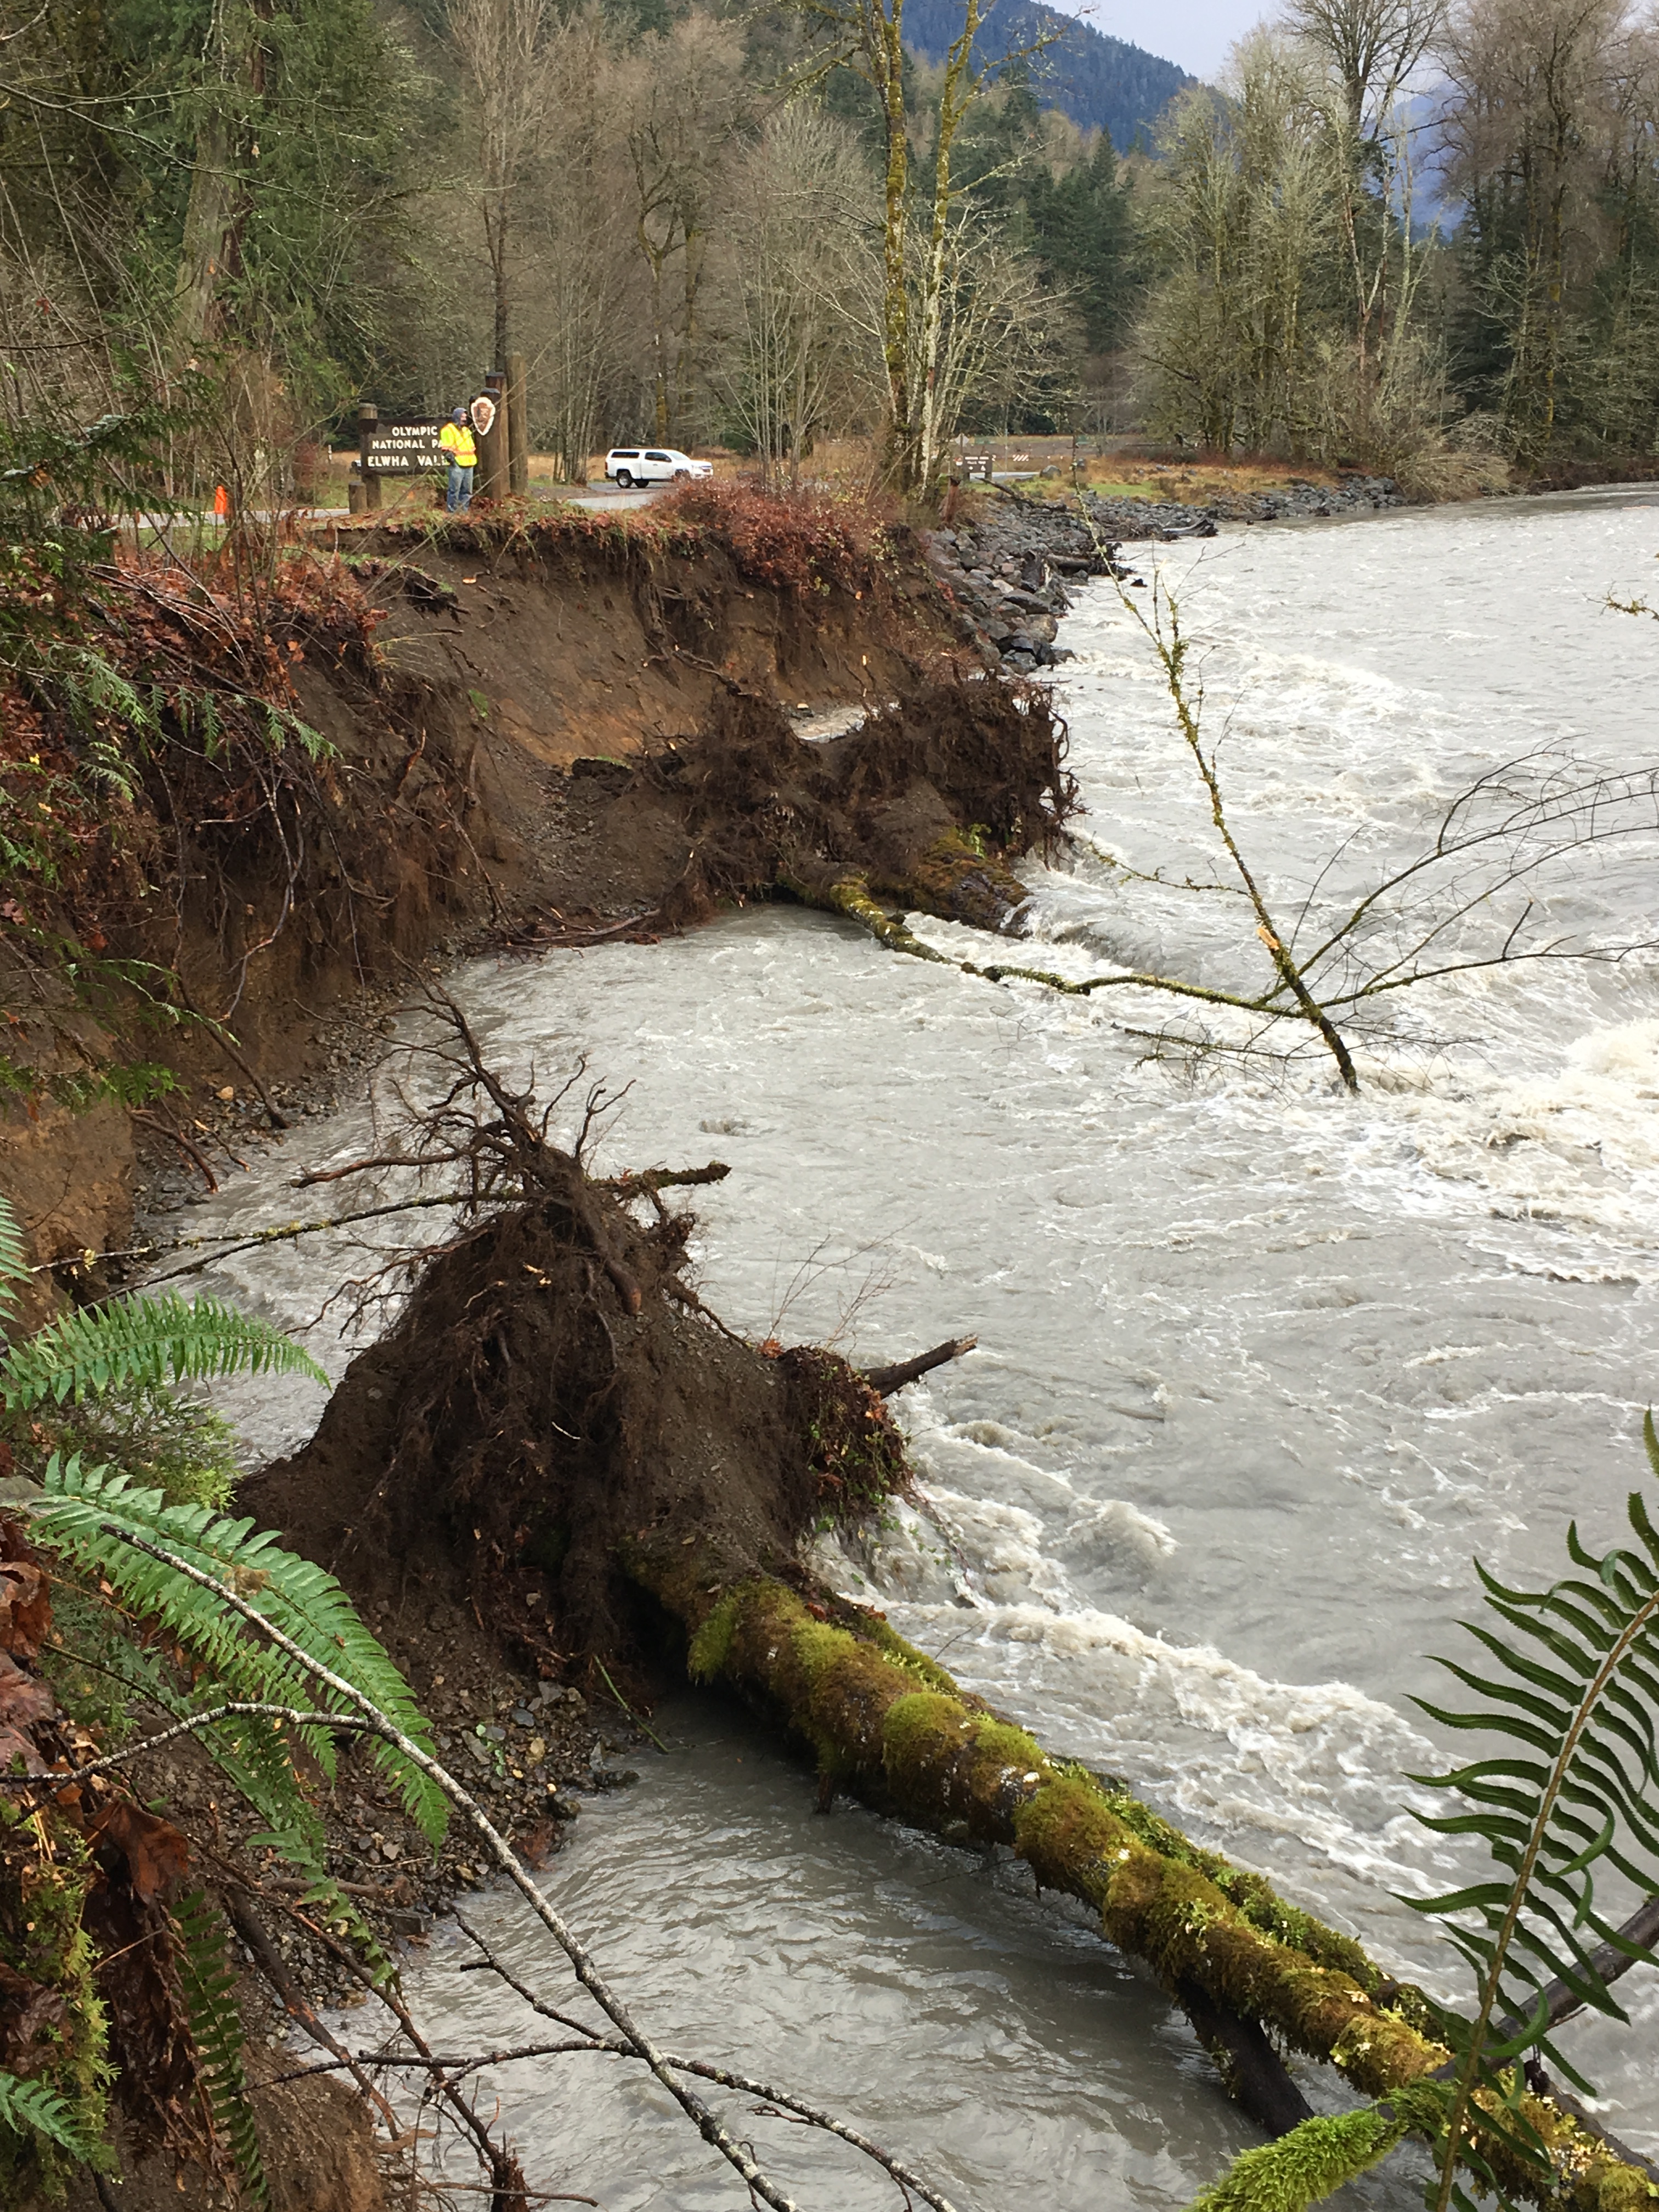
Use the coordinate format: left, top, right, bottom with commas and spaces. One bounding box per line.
604, 446, 714, 488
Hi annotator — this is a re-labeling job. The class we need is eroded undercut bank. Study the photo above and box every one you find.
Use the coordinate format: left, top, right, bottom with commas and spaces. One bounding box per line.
3, 490, 1064, 1303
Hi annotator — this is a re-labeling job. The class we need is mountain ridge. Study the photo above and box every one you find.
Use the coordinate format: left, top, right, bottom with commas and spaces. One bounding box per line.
901, 0, 1193, 148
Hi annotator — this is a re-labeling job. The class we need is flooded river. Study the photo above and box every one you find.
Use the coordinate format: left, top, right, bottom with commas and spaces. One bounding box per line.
193, 489, 1659, 2204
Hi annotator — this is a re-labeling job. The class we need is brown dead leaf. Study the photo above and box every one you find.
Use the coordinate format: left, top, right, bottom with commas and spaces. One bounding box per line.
0, 1723, 45, 1775
0, 1960, 67, 2077
0, 1651, 55, 1729
91, 1799, 191, 1904
0, 1520, 51, 1660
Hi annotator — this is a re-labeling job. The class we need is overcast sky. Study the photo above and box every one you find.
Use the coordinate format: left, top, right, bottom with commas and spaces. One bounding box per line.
1054, 0, 1267, 81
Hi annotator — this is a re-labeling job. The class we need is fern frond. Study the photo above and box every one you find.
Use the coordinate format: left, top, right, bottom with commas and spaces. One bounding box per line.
2, 1293, 328, 1409
0, 2064, 111, 2165
33, 1459, 448, 1847
0, 1194, 28, 1330
1407, 1466, 1659, 2211
173, 1888, 267, 2207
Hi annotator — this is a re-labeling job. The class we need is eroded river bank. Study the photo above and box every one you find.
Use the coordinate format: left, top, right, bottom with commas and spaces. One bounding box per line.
123, 487, 1659, 2206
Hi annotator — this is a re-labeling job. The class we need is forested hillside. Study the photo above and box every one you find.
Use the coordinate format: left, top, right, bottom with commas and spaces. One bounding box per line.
3, 0, 1659, 521
900, 0, 1193, 147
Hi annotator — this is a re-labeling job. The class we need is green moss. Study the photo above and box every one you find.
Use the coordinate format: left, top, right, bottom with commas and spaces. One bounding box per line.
968, 1716, 1046, 1773
1587, 2170, 1659, 2212
881, 1690, 969, 1786
1049, 1761, 1378, 1986
687, 1588, 746, 1682
791, 1617, 859, 1686
816, 876, 951, 964
903, 831, 1030, 932
1013, 1775, 1127, 1906
1186, 2101, 1410, 2212
0, 1806, 112, 2200
852, 1615, 961, 1695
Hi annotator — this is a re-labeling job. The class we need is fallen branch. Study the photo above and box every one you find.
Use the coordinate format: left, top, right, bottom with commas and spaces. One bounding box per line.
129, 1110, 219, 1192
129, 1167, 731, 1290
221, 1887, 399, 2132
448, 1918, 962, 2212
1174, 1972, 1313, 2137
146, 1191, 469, 1283
861, 1336, 978, 1396
1533, 1889, 1659, 2031
601, 1161, 730, 1198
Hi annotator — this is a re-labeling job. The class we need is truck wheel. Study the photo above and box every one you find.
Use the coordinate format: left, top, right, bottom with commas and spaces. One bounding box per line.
673, 469, 689, 481
615, 470, 633, 488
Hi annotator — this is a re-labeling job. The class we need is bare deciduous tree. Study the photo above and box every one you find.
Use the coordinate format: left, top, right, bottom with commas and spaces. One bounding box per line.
1437, 0, 1636, 459
618, 13, 748, 443
1282, 0, 1444, 445
521, 6, 641, 481
448, 0, 557, 370
793, 0, 1055, 494
1137, 39, 1341, 455
712, 106, 874, 485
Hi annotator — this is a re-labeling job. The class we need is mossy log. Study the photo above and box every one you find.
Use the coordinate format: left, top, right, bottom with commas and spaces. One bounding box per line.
629, 1561, 1658, 2212
784, 830, 1032, 968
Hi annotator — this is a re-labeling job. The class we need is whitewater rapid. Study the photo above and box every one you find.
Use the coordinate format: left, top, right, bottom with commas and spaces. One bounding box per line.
193, 487, 1659, 2203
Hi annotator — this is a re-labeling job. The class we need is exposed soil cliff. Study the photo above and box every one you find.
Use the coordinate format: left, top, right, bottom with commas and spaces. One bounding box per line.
2, 490, 981, 1301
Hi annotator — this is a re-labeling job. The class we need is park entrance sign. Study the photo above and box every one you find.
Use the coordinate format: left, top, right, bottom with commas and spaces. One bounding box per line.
364, 420, 448, 474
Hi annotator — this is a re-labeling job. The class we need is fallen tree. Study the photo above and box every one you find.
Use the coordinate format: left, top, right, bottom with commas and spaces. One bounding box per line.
506, 669, 1079, 951
244, 1006, 1659, 2211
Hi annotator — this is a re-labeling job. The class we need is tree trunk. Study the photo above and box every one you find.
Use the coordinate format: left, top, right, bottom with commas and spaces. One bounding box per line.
629, 1562, 1657, 2211
172, 0, 267, 358
876, 8, 911, 483
173, 107, 244, 353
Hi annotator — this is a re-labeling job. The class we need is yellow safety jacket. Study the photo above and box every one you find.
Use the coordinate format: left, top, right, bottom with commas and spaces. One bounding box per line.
440, 419, 478, 469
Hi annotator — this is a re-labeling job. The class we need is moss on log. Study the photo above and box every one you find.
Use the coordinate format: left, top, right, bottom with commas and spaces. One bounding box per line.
634, 1561, 1657, 2212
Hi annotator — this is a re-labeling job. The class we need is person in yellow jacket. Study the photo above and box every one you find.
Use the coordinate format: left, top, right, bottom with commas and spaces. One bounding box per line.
439, 407, 477, 512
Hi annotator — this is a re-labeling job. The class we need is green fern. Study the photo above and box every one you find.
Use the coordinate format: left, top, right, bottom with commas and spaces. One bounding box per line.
173, 1888, 267, 2205
1403, 1429, 1659, 2211
0, 2068, 112, 2166
33, 1457, 448, 1847
1180, 1429, 1659, 2212
2, 1291, 327, 1410
0, 1201, 27, 1328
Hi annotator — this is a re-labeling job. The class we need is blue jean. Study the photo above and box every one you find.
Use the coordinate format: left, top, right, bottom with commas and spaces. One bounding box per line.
447, 462, 474, 511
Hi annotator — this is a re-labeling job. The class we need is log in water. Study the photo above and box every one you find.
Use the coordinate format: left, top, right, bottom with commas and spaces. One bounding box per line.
195, 488, 1659, 2202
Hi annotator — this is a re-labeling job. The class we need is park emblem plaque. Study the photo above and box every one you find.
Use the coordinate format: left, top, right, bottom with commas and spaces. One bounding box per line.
364, 421, 448, 473
469, 394, 497, 439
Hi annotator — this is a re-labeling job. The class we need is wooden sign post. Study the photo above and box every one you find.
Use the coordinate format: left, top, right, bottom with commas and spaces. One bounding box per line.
507, 353, 528, 495
476, 370, 508, 500
356, 401, 382, 512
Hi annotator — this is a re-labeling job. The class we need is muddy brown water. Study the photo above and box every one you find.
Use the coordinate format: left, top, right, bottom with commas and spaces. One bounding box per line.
188, 488, 1659, 2207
